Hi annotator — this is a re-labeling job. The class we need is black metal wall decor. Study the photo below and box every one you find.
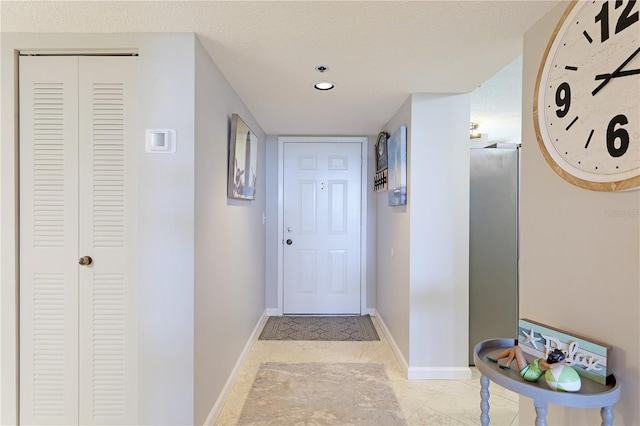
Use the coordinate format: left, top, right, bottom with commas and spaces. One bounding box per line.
374, 131, 389, 193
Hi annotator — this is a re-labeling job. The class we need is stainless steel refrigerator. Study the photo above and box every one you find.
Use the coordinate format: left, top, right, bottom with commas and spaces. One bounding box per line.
469, 145, 519, 365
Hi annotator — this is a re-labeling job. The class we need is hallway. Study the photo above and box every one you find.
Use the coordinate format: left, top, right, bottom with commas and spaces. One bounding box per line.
215, 317, 519, 425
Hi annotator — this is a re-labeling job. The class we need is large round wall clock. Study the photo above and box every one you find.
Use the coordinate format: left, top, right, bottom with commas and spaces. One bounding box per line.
534, 0, 639, 191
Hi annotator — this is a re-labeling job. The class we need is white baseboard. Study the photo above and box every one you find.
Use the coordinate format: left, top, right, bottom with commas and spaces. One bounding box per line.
203, 310, 268, 426
266, 308, 278, 316
407, 366, 472, 380
373, 310, 471, 381
371, 310, 409, 377
366, 308, 376, 316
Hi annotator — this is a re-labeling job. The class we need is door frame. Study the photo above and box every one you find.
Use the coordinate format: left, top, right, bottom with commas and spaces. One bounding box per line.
277, 136, 368, 316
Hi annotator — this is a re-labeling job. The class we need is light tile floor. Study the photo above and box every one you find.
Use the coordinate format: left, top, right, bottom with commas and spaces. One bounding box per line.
215, 317, 519, 425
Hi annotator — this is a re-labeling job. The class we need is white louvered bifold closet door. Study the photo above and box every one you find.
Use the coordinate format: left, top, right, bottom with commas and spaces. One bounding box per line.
77, 56, 138, 425
20, 55, 138, 425
20, 55, 81, 426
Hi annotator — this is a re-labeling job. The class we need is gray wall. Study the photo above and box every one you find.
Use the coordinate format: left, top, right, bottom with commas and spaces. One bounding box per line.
194, 37, 266, 425
136, 33, 197, 425
1, 33, 268, 425
376, 97, 412, 361
1, 32, 199, 424
521, 4, 640, 424
365, 136, 378, 311
1, 32, 200, 425
265, 135, 279, 309
0, 30, 16, 425
408, 94, 470, 376
0, 28, 3, 419
376, 94, 471, 378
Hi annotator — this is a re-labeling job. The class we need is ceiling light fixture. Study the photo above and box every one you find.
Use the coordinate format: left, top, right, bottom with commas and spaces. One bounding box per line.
314, 81, 335, 91
470, 122, 481, 139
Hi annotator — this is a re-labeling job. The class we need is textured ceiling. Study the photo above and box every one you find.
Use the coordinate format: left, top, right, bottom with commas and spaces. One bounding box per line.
1, 1, 561, 136
470, 55, 523, 144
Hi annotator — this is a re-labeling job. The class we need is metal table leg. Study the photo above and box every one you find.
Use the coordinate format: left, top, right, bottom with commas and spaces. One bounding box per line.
601, 405, 614, 426
480, 375, 490, 426
534, 400, 548, 426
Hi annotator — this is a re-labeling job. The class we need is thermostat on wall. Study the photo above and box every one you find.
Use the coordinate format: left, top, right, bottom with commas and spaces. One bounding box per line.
145, 129, 176, 153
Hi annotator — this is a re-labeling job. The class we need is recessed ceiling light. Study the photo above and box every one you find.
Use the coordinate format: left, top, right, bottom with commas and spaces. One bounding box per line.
314, 81, 335, 91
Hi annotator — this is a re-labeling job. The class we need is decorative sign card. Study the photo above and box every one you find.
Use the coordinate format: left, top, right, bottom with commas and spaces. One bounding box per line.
518, 319, 612, 385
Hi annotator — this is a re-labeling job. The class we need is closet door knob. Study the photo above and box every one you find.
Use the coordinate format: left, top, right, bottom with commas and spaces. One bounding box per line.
78, 256, 93, 266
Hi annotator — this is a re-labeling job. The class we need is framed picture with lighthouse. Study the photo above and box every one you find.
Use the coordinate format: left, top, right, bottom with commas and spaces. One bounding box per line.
228, 114, 258, 200
388, 125, 407, 206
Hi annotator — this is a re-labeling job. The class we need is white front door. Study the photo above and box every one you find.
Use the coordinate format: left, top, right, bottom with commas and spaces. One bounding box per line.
283, 142, 362, 314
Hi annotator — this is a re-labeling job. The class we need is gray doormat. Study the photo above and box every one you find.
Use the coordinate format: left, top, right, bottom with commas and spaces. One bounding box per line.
259, 315, 380, 341
238, 362, 405, 425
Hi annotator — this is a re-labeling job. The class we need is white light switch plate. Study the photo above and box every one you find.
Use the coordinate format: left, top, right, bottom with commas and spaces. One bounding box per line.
145, 129, 176, 153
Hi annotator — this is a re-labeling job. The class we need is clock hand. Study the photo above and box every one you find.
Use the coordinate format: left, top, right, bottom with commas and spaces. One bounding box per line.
595, 68, 640, 80
592, 46, 640, 96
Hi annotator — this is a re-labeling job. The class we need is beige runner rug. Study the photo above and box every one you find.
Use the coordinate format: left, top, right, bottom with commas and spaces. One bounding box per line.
238, 362, 406, 425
